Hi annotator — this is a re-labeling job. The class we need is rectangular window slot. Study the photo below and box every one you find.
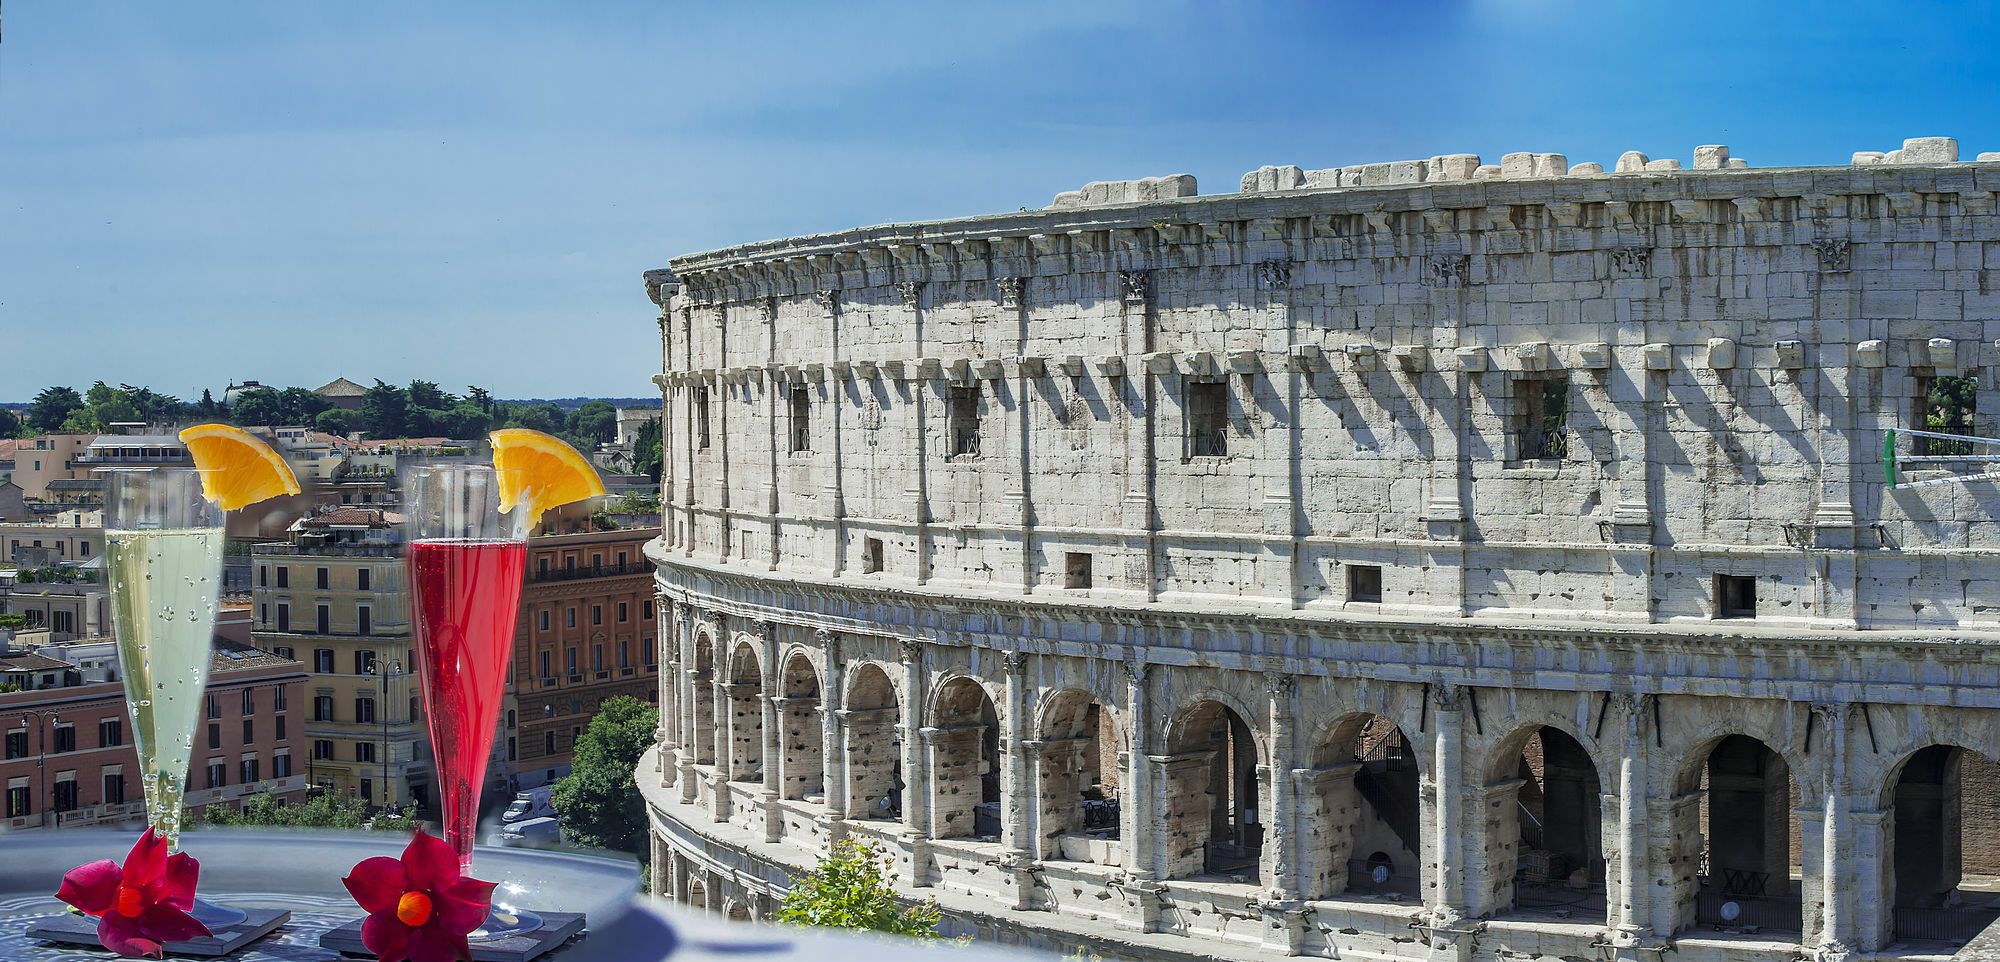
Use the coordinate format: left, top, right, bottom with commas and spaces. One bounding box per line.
695, 387, 712, 449
1187, 381, 1229, 457
1065, 552, 1092, 589
1348, 564, 1383, 603
1716, 574, 1757, 618
790, 387, 812, 453
950, 386, 980, 457
863, 538, 884, 574
1516, 377, 1570, 460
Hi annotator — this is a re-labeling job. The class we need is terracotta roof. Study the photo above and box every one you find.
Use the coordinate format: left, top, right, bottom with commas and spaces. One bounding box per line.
299, 506, 402, 528
314, 377, 369, 397
0, 439, 17, 459
0, 651, 75, 673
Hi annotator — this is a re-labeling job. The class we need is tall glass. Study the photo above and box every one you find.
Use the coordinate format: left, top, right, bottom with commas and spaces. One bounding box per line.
104, 467, 245, 926
404, 464, 539, 938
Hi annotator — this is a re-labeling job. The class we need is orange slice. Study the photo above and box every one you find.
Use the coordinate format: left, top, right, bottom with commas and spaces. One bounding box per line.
489, 428, 606, 516
178, 424, 302, 510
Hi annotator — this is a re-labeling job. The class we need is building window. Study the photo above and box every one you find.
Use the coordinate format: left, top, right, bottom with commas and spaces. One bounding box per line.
566, 649, 577, 676
357, 568, 371, 590
1516, 377, 1570, 460
1348, 564, 1384, 603
540, 651, 551, 680
6, 785, 29, 818
316, 605, 330, 635
358, 605, 371, 635
259, 604, 269, 626
789, 386, 812, 452
539, 610, 550, 632
1716, 575, 1757, 619
103, 771, 124, 805
207, 694, 220, 720
1064, 552, 1092, 589
864, 537, 884, 574
313, 739, 335, 760
241, 690, 255, 715
52, 611, 72, 634
356, 650, 376, 675
357, 742, 376, 764
592, 605, 602, 626
259, 566, 268, 587
52, 725, 75, 753
207, 723, 221, 749
618, 640, 629, 668
277, 604, 290, 633
695, 387, 711, 449
207, 762, 226, 789
272, 753, 292, 777
313, 696, 334, 722
80, 543, 89, 558
273, 686, 287, 711
1917, 375, 1980, 456
240, 758, 260, 783
949, 385, 980, 456
641, 602, 652, 621
508, 737, 516, 761
275, 715, 286, 740
566, 608, 576, 629
538, 558, 549, 578
359, 777, 373, 803
316, 567, 329, 590
242, 719, 254, 745
545, 732, 556, 755
99, 719, 122, 747
276, 567, 289, 588
507, 710, 516, 729
53, 779, 77, 812
1186, 381, 1229, 457
4, 731, 24, 760
314, 648, 333, 673
274, 646, 293, 661
617, 602, 628, 623
356, 698, 376, 724
592, 645, 603, 673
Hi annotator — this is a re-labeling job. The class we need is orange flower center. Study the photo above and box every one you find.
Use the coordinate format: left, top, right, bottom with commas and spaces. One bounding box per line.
115, 885, 144, 918
396, 890, 433, 927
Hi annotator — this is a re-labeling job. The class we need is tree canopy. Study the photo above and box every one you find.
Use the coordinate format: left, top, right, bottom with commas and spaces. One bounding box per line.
774, 838, 944, 938
27, 386, 84, 434
548, 694, 654, 856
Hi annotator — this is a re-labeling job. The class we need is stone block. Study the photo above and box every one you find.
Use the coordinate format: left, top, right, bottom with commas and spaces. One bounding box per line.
1288, 345, 1329, 372
1454, 346, 1489, 372
1568, 162, 1605, 176
1725, 158, 1749, 168
1575, 342, 1610, 369
1429, 154, 1482, 181
1240, 165, 1306, 193
1707, 337, 1736, 369
1392, 345, 1428, 372
1050, 174, 1197, 208
1927, 337, 1959, 371
1981, 152, 2000, 162
1473, 164, 1503, 180
1775, 339, 1806, 369
1615, 150, 1649, 173
1092, 355, 1125, 377
1900, 137, 1959, 163
1182, 351, 1219, 376
1345, 344, 1378, 370
1303, 167, 1342, 188
1692, 145, 1731, 170
1535, 153, 1568, 176
1853, 151, 1886, 166
1644, 342, 1672, 370
1645, 159, 1683, 171
1511, 342, 1549, 372
1056, 355, 1085, 377
974, 358, 1005, 380
1501, 152, 1537, 178
1226, 350, 1260, 374
1857, 339, 1887, 368
1141, 352, 1176, 376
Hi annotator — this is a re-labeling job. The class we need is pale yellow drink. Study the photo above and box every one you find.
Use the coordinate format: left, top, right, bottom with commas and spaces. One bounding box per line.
107, 526, 224, 849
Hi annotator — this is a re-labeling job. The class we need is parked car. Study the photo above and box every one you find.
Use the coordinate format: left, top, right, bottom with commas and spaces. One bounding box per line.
498, 816, 562, 849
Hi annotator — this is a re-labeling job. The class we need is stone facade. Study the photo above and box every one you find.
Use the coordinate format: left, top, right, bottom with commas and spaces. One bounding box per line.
639, 149, 2000, 961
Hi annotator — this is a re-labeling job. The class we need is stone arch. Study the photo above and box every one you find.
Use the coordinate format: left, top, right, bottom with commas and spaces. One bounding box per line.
1160, 697, 1265, 883
925, 675, 1000, 839
1302, 711, 1422, 899
723, 898, 751, 922
1878, 741, 2000, 944
777, 652, 823, 800
841, 662, 901, 820
691, 632, 716, 766
778, 644, 823, 687
725, 641, 763, 781
1481, 721, 1608, 920
1034, 687, 1124, 862
1669, 733, 1804, 936
685, 874, 708, 910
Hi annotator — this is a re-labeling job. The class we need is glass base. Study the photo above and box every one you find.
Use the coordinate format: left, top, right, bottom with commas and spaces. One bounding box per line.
187, 897, 248, 928
470, 904, 543, 941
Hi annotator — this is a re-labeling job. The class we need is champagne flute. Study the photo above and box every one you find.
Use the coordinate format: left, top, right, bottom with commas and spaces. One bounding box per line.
403, 463, 541, 939
103, 466, 247, 927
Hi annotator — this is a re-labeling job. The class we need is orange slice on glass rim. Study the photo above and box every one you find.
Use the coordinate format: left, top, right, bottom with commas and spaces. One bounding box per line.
177, 423, 303, 510
489, 428, 606, 516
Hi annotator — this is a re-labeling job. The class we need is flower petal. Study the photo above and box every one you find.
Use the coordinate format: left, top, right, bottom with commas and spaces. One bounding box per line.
361, 910, 414, 962
55, 859, 122, 915
135, 903, 211, 944
152, 852, 200, 911
433, 875, 497, 936
407, 921, 473, 962
122, 828, 168, 887
343, 857, 410, 915
96, 912, 163, 959
400, 829, 462, 894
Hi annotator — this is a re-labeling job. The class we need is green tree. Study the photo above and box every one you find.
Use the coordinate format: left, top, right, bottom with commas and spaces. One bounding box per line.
0, 406, 19, 438
198, 388, 221, 418
315, 408, 358, 436
230, 386, 284, 426
632, 417, 662, 481
28, 386, 84, 434
79, 382, 141, 431
503, 403, 564, 435
441, 400, 491, 439
361, 381, 409, 438
201, 789, 415, 831
567, 401, 618, 447
774, 838, 943, 938
278, 387, 332, 425
467, 386, 493, 413
549, 695, 654, 856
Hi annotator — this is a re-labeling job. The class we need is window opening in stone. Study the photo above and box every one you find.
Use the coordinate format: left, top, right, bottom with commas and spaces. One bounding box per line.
789, 387, 811, 453
1886, 744, 2000, 944
1065, 552, 1092, 589
727, 643, 763, 782
778, 654, 824, 802
1186, 381, 1229, 457
690, 637, 716, 765
842, 663, 900, 822
1489, 725, 1607, 921
1715, 574, 1756, 618
1165, 700, 1263, 883
1680, 734, 1803, 933
949, 385, 980, 457
1917, 375, 1979, 457
695, 387, 711, 449
863, 537, 883, 574
1517, 377, 1570, 460
1312, 714, 1421, 898
1348, 564, 1383, 603
1039, 690, 1123, 864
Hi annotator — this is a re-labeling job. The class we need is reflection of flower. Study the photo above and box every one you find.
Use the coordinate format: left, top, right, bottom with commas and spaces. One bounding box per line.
54, 827, 212, 958
343, 828, 495, 962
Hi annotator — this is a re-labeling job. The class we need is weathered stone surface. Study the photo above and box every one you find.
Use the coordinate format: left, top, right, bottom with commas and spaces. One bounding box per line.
1615, 150, 1650, 172
1050, 174, 1196, 208
1692, 144, 1731, 169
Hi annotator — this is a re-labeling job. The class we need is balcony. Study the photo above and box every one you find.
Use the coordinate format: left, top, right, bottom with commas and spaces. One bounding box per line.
253, 541, 399, 558
526, 561, 654, 584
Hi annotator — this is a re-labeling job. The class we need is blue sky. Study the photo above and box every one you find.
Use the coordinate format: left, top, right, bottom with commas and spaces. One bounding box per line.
4, 1, 1999, 401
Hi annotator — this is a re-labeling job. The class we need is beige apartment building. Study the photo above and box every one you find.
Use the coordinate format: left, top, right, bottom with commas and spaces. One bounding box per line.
0, 508, 103, 568
250, 507, 430, 812
8, 436, 95, 502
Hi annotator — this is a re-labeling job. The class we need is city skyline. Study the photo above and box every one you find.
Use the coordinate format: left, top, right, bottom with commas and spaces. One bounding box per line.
6, 2, 2000, 396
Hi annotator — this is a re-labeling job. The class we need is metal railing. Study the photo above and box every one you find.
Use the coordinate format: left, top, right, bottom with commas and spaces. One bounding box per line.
1518, 428, 1569, 461
1893, 905, 2000, 943
526, 561, 654, 584
1915, 430, 1981, 458
1188, 427, 1228, 458
951, 427, 981, 457
1694, 883, 1801, 932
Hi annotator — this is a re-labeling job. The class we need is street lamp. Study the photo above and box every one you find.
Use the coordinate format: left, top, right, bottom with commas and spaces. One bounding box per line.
17, 710, 57, 829
364, 657, 399, 812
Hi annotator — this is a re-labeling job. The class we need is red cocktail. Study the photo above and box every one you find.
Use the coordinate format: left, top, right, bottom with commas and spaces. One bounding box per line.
408, 538, 524, 868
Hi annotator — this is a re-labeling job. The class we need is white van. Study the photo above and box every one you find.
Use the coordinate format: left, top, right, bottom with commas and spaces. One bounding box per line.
503, 786, 556, 824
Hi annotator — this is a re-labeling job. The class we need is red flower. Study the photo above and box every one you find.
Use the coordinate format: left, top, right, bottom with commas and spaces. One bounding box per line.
342, 828, 496, 962
54, 827, 212, 958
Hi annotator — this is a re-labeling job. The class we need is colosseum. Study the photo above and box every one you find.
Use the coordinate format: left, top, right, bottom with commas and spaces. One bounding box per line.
637, 138, 2000, 962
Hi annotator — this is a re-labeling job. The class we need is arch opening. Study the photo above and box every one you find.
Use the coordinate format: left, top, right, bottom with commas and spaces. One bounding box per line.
1163, 699, 1263, 883
928, 676, 1000, 839
691, 636, 715, 766
727, 642, 763, 782
778, 653, 823, 801
1037, 689, 1122, 863
1308, 714, 1421, 899
1489, 726, 1606, 921
843, 664, 900, 821
1677, 734, 1803, 935
1885, 745, 2000, 945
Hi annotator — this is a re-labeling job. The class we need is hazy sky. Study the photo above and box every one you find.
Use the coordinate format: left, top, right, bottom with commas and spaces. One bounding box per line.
4, 1, 1999, 401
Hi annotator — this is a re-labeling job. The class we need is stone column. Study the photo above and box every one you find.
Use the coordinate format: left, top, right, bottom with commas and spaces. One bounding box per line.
1259, 259, 1299, 607
1118, 269, 1157, 599
757, 622, 782, 841
711, 674, 732, 820
657, 598, 677, 788
1429, 684, 1469, 925
1611, 693, 1654, 944
676, 615, 699, 803
818, 292, 846, 577
1116, 658, 1163, 932
1001, 652, 1033, 858
1815, 703, 1854, 961
817, 630, 846, 831
898, 640, 929, 838
1260, 670, 1307, 954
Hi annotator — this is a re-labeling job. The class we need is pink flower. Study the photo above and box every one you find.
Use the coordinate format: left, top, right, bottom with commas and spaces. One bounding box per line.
54, 827, 212, 958
342, 828, 496, 962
